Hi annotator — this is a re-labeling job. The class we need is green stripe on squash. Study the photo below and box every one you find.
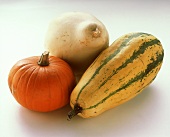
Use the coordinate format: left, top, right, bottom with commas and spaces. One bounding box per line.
76, 32, 151, 101
85, 52, 163, 110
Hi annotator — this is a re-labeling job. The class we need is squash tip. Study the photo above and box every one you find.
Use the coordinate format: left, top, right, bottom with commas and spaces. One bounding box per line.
67, 104, 82, 121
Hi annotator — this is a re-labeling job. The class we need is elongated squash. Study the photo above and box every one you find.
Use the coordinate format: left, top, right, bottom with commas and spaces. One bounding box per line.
68, 32, 164, 120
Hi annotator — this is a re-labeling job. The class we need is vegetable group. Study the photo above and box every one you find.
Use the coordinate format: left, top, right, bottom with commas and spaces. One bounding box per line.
8, 12, 164, 120
8, 51, 76, 112
44, 12, 109, 82
68, 32, 164, 120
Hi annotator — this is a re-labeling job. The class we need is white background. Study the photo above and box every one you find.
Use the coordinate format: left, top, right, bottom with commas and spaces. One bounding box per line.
0, 0, 170, 137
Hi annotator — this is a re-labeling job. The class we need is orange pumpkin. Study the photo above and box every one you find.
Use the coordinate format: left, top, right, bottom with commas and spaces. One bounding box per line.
8, 51, 76, 112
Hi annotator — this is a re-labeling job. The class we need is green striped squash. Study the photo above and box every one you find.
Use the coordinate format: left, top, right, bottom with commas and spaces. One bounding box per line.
67, 32, 164, 120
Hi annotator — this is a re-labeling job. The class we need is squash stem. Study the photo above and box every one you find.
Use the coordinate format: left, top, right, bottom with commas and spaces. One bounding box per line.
38, 51, 50, 66
67, 103, 82, 121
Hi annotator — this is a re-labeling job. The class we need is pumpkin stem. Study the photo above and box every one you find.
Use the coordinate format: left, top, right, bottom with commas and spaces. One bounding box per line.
38, 51, 50, 66
67, 103, 82, 121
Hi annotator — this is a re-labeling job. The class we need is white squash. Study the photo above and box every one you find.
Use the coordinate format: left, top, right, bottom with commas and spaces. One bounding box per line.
44, 12, 109, 82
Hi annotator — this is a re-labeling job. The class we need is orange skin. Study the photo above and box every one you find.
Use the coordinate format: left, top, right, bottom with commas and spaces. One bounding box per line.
8, 52, 76, 112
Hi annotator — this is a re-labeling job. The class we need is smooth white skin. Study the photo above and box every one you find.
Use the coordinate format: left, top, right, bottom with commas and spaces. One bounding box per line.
44, 12, 109, 82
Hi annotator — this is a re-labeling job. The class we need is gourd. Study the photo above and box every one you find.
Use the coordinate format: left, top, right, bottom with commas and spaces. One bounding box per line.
67, 32, 164, 120
44, 12, 109, 82
8, 51, 76, 112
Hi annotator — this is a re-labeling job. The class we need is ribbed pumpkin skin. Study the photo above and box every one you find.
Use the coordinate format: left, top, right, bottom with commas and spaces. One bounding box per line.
8, 56, 76, 112
70, 32, 164, 118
